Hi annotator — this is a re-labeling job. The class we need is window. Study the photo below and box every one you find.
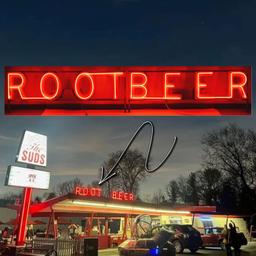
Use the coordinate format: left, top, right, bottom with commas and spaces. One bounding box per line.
201, 219, 213, 228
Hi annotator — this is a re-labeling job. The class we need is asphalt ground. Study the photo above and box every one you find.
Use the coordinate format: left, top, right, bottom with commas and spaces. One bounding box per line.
99, 248, 227, 256
99, 242, 256, 256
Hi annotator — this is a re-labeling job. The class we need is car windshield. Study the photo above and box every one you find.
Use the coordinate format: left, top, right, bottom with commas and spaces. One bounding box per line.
166, 225, 195, 233
205, 227, 224, 234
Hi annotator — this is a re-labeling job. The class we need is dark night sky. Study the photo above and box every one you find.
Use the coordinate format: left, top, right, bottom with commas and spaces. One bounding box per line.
0, 0, 255, 198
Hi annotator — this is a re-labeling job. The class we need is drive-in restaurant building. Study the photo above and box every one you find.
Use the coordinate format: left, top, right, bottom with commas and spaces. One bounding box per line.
5, 186, 249, 249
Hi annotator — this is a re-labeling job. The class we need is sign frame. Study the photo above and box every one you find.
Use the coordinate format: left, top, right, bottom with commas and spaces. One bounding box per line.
16, 130, 47, 167
5, 165, 50, 190
5, 66, 252, 116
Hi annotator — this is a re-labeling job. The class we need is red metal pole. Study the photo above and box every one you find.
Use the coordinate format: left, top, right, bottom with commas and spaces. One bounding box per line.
88, 213, 94, 236
53, 214, 58, 239
46, 209, 52, 238
16, 187, 32, 246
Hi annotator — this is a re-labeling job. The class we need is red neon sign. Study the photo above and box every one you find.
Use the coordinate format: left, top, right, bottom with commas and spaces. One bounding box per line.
74, 186, 135, 201
111, 191, 134, 201
75, 186, 102, 197
5, 66, 251, 115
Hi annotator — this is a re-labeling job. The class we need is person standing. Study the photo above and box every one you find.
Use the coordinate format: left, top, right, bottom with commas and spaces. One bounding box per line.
229, 221, 241, 256
26, 224, 34, 240
223, 224, 232, 256
2, 227, 9, 239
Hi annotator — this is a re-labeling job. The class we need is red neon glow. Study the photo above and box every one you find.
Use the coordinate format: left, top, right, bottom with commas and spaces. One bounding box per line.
230, 72, 247, 99
75, 186, 102, 197
196, 71, 248, 99
111, 191, 134, 201
8, 72, 25, 100
5, 66, 251, 116
112, 72, 124, 99
130, 72, 148, 99
74, 73, 95, 100
164, 72, 182, 100
40, 72, 61, 100
196, 72, 214, 99
74, 186, 134, 201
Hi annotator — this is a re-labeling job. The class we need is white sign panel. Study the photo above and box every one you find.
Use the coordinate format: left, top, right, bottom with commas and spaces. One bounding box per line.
17, 131, 47, 167
6, 166, 50, 190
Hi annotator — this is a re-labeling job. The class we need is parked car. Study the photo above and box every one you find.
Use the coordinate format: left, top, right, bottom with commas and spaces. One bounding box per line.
201, 227, 225, 250
151, 224, 202, 254
119, 215, 176, 256
118, 228, 176, 256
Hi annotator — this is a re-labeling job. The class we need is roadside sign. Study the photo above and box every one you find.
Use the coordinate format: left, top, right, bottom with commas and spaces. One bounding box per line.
17, 130, 47, 167
6, 165, 50, 190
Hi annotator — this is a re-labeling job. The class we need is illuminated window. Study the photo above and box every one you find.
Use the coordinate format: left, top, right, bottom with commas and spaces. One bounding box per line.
201, 218, 213, 228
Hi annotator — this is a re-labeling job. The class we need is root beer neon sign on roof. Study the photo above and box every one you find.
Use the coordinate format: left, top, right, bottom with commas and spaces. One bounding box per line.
74, 186, 135, 201
5, 66, 251, 115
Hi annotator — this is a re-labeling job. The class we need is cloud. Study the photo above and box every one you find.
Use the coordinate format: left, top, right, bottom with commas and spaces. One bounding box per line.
0, 135, 13, 141
0, 135, 18, 143
50, 167, 97, 177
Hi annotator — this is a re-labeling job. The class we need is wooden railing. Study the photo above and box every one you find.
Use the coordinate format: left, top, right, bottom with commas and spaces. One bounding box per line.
29, 238, 84, 256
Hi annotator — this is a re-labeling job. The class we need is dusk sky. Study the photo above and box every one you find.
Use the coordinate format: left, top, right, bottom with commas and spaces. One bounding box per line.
0, 0, 255, 198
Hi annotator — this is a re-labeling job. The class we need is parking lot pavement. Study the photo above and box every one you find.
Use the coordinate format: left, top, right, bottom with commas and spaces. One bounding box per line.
99, 242, 256, 256
99, 248, 225, 256
99, 248, 119, 256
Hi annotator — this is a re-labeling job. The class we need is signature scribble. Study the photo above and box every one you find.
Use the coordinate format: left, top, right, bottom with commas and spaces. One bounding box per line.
98, 121, 178, 185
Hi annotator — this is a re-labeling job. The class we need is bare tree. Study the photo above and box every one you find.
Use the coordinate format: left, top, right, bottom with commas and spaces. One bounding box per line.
43, 192, 57, 200
171, 174, 199, 205
3, 192, 22, 201
90, 180, 100, 187
166, 180, 179, 205
56, 177, 83, 195
176, 175, 189, 203
197, 168, 222, 205
202, 123, 256, 202
34, 196, 42, 203
151, 189, 165, 205
100, 149, 148, 197
186, 172, 200, 205
0, 192, 22, 206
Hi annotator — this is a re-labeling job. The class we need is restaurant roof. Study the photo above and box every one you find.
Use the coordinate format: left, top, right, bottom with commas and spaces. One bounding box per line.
27, 193, 216, 218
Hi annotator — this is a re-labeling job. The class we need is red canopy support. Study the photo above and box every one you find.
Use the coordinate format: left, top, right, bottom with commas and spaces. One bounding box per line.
46, 208, 57, 238
85, 212, 94, 236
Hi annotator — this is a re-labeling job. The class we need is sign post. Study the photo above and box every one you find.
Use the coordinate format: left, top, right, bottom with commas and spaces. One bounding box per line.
5, 131, 48, 247
16, 186, 32, 246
